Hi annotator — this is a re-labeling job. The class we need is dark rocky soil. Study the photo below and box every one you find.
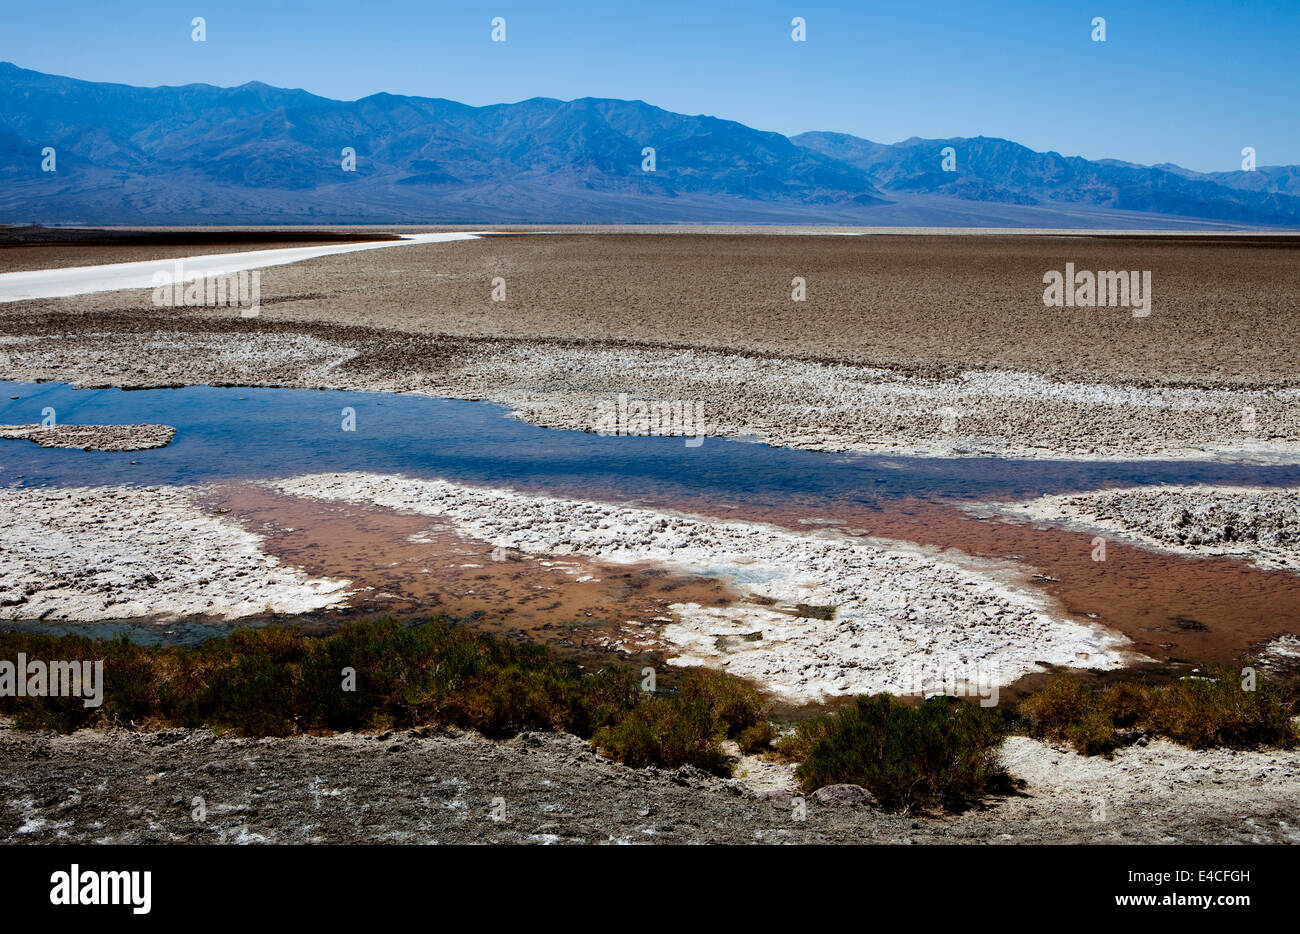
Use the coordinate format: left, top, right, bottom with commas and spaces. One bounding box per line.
3, 723, 1295, 845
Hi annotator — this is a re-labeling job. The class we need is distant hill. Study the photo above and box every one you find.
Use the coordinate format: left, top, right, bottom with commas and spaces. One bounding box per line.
791, 131, 1300, 225
2, 62, 1298, 228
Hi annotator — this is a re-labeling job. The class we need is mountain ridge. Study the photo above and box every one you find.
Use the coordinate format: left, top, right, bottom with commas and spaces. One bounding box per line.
2, 62, 1297, 228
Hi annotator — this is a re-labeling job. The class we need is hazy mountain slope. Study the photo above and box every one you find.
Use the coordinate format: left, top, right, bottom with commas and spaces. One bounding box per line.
793, 131, 1300, 225
1, 63, 1296, 227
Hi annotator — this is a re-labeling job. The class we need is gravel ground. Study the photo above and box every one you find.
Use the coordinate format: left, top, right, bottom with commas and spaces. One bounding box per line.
980, 486, 1300, 572
2, 721, 1296, 844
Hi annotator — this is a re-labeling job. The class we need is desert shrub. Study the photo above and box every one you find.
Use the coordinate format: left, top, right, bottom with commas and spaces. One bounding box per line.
788, 694, 1012, 813
1018, 675, 1094, 741
1015, 665, 1297, 755
0, 620, 773, 776
1063, 711, 1120, 756
774, 712, 837, 763
675, 667, 765, 738
0, 631, 159, 731
591, 696, 732, 776
1099, 681, 1148, 728
1145, 668, 1295, 749
588, 670, 769, 776
589, 667, 771, 774
188, 650, 300, 736
439, 665, 574, 737
736, 721, 777, 754
564, 665, 640, 736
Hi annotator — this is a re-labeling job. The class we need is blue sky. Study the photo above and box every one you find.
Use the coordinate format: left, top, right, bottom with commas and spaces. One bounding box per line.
2, 0, 1297, 172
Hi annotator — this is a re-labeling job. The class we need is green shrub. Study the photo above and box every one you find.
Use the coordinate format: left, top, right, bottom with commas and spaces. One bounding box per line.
736, 721, 777, 754
1146, 668, 1296, 749
566, 665, 641, 736
1099, 681, 1148, 728
774, 712, 836, 763
675, 667, 765, 738
592, 696, 732, 776
788, 694, 1013, 813
1063, 711, 1120, 757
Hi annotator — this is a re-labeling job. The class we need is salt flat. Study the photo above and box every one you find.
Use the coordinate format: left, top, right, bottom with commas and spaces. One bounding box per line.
0, 485, 351, 620
0, 232, 481, 302
2, 229, 1296, 462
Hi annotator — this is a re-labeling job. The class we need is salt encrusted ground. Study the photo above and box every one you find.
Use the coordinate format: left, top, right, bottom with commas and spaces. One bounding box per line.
0, 485, 351, 620
430, 343, 1300, 461
3, 330, 1295, 462
0, 423, 175, 451
271, 471, 1131, 702
975, 485, 1300, 572
1266, 634, 1300, 662
5, 229, 1299, 462
0, 232, 482, 302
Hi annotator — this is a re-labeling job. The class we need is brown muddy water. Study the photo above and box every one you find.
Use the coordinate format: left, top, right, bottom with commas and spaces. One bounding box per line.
595, 491, 1300, 669
196, 482, 1300, 700
3, 380, 1298, 697
204, 483, 743, 671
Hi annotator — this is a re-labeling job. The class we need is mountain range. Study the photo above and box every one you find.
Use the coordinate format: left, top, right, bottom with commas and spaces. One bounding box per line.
2, 62, 1298, 228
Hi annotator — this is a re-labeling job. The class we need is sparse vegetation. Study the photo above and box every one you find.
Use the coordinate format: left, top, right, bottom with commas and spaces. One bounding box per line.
590, 696, 732, 775
0, 620, 766, 777
1018, 666, 1298, 755
5, 622, 1294, 801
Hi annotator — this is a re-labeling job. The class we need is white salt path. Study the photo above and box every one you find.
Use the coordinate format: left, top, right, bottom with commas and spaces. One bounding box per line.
0, 232, 483, 303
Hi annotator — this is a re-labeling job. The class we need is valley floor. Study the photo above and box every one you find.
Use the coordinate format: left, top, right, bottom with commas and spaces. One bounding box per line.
2, 230, 1298, 845
2, 230, 1299, 461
